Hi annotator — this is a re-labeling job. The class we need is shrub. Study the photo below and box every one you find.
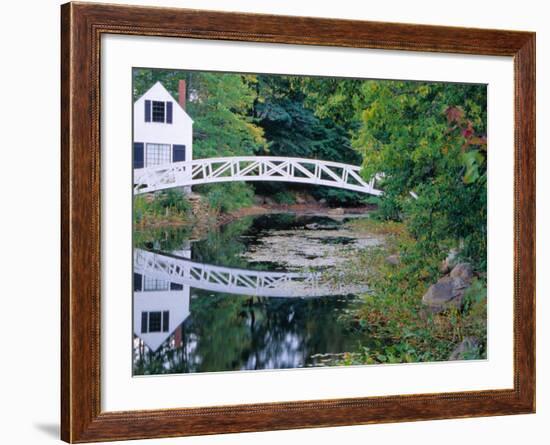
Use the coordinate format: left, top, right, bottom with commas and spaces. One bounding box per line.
272, 191, 296, 205
133, 189, 191, 225
155, 189, 191, 214
202, 183, 255, 213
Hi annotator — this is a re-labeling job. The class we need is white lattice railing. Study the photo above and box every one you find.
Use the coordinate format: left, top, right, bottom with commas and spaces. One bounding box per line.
134, 249, 367, 298
134, 156, 382, 196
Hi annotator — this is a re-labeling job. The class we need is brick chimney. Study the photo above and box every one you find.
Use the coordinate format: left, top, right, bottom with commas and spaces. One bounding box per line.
178, 79, 186, 110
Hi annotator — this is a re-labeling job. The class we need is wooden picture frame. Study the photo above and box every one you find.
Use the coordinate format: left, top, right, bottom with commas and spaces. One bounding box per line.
61, 2, 535, 442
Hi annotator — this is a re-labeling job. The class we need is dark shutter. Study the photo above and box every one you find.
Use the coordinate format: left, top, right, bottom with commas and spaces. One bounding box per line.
133, 273, 143, 291
141, 312, 148, 334
170, 282, 183, 290
162, 311, 169, 332
166, 101, 173, 124
144, 100, 151, 122
133, 142, 144, 169
173, 144, 186, 162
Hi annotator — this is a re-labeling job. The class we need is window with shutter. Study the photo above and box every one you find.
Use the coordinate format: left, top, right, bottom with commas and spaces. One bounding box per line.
140, 311, 170, 334
146, 143, 171, 167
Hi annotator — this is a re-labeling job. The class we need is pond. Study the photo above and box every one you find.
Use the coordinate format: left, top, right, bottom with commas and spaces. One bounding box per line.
133, 213, 384, 374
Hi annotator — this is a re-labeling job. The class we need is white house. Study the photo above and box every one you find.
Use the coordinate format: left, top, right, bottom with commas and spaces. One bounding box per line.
133, 241, 193, 352
133, 272, 191, 352
133, 80, 193, 170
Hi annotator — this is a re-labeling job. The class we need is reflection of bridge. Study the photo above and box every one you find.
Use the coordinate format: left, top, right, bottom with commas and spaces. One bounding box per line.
134, 249, 366, 298
134, 156, 382, 196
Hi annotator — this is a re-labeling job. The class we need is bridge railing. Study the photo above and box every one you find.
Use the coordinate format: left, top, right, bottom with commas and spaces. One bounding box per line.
134, 249, 369, 298
134, 156, 382, 196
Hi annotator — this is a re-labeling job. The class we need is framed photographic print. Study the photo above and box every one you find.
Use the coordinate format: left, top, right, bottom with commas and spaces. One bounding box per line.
61, 2, 535, 442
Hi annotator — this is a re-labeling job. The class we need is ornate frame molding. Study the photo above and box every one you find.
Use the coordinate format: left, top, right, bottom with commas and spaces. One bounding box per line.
61, 2, 535, 442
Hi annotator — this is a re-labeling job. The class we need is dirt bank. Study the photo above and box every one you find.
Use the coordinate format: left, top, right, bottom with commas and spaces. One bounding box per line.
134, 198, 377, 235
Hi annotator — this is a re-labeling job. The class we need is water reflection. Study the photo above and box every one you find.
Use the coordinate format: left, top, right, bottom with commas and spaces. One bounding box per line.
133, 214, 376, 374
135, 248, 368, 298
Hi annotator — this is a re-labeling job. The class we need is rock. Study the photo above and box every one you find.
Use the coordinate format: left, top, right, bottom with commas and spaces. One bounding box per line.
305, 223, 320, 230
450, 262, 474, 282
422, 276, 461, 310
295, 195, 307, 204
264, 196, 276, 206
423, 262, 474, 312
328, 207, 345, 216
449, 337, 480, 360
319, 198, 327, 205
385, 254, 400, 266
422, 277, 468, 312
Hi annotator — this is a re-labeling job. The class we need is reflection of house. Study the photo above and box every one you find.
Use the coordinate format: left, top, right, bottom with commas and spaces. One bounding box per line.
133, 272, 191, 352
133, 80, 193, 169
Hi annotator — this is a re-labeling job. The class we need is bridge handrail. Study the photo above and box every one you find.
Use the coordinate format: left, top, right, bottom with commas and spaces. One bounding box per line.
134, 248, 372, 297
134, 249, 317, 280
134, 155, 382, 196
135, 156, 365, 173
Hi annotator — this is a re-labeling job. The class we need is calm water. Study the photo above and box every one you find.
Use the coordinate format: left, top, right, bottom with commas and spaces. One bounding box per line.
133, 213, 379, 374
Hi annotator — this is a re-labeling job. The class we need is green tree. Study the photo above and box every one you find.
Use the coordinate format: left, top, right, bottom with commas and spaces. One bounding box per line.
355, 81, 486, 268
252, 75, 365, 204
187, 73, 266, 159
133, 68, 186, 101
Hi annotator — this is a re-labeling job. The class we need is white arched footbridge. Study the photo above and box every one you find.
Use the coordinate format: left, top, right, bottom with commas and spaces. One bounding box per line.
134, 249, 368, 298
134, 156, 382, 196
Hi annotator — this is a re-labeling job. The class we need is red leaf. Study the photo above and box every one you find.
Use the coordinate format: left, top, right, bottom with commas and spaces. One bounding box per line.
461, 121, 474, 138
445, 106, 464, 124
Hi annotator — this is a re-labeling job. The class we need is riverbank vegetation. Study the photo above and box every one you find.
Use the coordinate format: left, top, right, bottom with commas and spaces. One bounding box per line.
307, 79, 488, 362
338, 218, 486, 364
134, 189, 193, 227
